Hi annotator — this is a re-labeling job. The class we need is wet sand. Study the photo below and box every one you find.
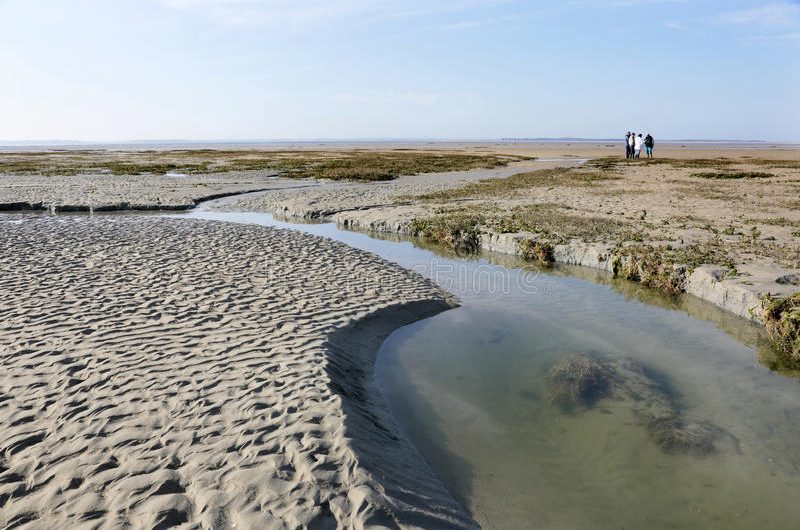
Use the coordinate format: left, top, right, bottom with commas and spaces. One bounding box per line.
0, 170, 303, 212
0, 215, 474, 529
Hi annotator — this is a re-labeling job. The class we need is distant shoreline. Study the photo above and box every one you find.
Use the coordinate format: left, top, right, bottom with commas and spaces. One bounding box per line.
2, 139, 799, 152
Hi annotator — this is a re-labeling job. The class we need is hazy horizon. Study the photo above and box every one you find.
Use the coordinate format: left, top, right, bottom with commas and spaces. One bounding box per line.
1, 0, 798, 143
0, 137, 795, 148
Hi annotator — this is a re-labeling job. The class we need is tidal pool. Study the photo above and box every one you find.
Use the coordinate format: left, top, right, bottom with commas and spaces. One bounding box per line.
183, 203, 800, 530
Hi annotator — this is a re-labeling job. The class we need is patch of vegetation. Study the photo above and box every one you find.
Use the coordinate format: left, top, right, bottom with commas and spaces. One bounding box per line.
691, 171, 777, 179
646, 158, 737, 169
0, 149, 521, 181
271, 152, 518, 181
761, 293, 800, 370
740, 158, 800, 170
745, 217, 800, 227
586, 157, 623, 171
613, 251, 685, 296
487, 203, 638, 244
745, 239, 800, 269
588, 156, 800, 174
518, 238, 555, 266
418, 167, 618, 201
101, 161, 211, 175
409, 212, 485, 254
612, 241, 736, 296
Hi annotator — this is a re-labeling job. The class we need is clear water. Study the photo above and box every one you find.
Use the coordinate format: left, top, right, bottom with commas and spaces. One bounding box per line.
181, 205, 800, 530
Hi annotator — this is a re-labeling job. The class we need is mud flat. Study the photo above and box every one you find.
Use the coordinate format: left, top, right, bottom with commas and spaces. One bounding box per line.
0, 215, 475, 529
0, 170, 307, 212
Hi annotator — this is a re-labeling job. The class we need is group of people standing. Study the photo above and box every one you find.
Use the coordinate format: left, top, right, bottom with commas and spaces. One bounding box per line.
625, 131, 654, 159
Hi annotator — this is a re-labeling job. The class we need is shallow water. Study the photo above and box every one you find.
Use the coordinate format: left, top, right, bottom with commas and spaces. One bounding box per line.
181, 205, 800, 529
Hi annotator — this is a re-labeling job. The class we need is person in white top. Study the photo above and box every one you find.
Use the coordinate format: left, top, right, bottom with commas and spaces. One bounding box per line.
634, 133, 643, 159
628, 132, 635, 159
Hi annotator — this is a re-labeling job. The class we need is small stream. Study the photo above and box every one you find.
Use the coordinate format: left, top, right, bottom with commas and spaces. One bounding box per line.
181, 202, 800, 530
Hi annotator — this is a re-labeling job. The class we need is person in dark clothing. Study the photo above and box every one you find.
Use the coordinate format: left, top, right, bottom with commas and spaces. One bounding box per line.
644, 133, 654, 159
625, 131, 632, 159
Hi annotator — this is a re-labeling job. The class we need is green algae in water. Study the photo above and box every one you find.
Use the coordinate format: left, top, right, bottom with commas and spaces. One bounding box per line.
546, 354, 724, 457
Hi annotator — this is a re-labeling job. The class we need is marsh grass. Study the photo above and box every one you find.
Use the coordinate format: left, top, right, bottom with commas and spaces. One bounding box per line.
418, 167, 619, 201
613, 251, 686, 296
0, 149, 520, 181
588, 156, 799, 173
691, 171, 777, 179
612, 241, 737, 296
488, 203, 637, 243
408, 212, 485, 254
761, 293, 800, 370
518, 239, 555, 266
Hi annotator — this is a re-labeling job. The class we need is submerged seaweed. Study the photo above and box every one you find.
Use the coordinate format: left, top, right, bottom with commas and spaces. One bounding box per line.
545, 354, 723, 457
644, 416, 718, 456
546, 356, 613, 410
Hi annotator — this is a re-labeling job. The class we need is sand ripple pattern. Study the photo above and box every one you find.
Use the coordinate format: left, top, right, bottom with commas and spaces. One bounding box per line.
0, 216, 474, 529
0, 171, 307, 212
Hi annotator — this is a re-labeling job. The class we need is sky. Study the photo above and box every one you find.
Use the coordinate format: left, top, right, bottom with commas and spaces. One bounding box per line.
0, 0, 798, 142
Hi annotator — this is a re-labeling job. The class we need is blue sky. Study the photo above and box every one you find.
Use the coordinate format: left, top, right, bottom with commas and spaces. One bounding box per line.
0, 0, 798, 142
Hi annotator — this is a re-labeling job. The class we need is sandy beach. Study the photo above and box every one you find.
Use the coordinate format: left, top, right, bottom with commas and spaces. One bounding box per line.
0, 215, 475, 529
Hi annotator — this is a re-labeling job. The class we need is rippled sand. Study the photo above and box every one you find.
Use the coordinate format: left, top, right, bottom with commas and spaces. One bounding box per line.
0, 216, 474, 529
0, 171, 307, 211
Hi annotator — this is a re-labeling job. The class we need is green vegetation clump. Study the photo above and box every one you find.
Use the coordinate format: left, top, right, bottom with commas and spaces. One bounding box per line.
546, 356, 613, 410
691, 171, 776, 179
613, 252, 685, 296
409, 213, 484, 254
518, 238, 555, 266
761, 293, 800, 369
